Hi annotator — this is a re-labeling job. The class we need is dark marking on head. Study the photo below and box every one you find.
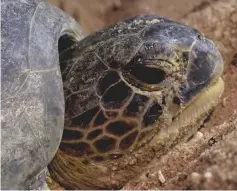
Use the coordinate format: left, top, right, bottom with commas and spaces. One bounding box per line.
87, 129, 103, 140
59, 142, 92, 157
97, 71, 120, 96
109, 153, 124, 160
119, 131, 138, 150
71, 107, 99, 129
94, 110, 108, 127
106, 120, 136, 136
91, 155, 104, 162
125, 94, 149, 116
81, 159, 89, 165
162, 96, 166, 105
173, 96, 181, 105
102, 81, 132, 109
110, 61, 121, 69
142, 102, 163, 127
94, 136, 116, 153
182, 52, 189, 62
62, 130, 83, 140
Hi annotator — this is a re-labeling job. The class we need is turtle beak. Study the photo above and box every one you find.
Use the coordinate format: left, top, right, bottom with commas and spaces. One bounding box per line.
179, 37, 224, 102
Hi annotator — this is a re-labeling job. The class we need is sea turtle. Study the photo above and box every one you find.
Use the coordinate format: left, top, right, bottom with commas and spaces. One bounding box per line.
1, 0, 224, 190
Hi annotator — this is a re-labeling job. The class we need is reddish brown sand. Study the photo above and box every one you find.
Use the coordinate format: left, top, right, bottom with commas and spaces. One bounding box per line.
48, 0, 237, 189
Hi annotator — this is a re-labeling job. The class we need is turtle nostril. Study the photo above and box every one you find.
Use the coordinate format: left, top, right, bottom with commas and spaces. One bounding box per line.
197, 34, 202, 40
197, 33, 205, 40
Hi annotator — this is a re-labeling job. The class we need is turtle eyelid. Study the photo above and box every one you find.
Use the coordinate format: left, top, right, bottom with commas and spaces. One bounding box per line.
129, 65, 166, 84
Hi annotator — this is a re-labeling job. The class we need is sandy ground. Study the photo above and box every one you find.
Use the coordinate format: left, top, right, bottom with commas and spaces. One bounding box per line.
49, 0, 215, 34
48, 0, 237, 189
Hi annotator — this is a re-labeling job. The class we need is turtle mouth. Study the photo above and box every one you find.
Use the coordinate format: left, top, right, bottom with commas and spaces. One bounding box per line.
154, 76, 224, 149
176, 76, 224, 125
170, 41, 224, 130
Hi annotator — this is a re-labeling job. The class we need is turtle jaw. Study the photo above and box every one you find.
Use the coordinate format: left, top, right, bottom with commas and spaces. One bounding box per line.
168, 37, 224, 137
172, 77, 224, 135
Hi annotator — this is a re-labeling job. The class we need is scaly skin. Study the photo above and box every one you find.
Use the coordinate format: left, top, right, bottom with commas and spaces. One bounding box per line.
48, 15, 224, 189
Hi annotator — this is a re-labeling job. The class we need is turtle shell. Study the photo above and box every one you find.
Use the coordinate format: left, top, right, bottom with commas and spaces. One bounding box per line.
1, 0, 83, 189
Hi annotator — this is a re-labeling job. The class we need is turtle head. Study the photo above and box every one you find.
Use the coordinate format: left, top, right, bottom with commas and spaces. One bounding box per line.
49, 15, 224, 190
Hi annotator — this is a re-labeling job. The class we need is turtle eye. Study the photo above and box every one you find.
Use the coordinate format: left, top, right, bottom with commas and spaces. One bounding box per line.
130, 66, 166, 84
123, 65, 166, 91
